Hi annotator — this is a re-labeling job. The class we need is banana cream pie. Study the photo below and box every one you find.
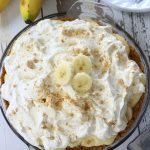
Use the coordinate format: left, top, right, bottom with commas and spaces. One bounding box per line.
1, 19, 146, 150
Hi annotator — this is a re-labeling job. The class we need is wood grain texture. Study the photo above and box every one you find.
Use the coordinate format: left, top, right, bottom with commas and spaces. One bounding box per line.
110, 9, 150, 134
129, 12, 150, 134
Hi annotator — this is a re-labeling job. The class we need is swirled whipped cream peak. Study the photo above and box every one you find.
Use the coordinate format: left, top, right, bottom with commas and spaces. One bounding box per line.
1, 19, 146, 150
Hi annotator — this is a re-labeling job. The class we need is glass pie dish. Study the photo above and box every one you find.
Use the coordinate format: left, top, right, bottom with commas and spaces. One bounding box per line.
0, 1, 150, 150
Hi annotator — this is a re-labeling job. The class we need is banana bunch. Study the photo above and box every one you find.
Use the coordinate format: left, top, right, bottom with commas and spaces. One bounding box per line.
20, 0, 43, 24
54, 54, 93, 93
0, 0, 10, 12
0, 0, 43, 23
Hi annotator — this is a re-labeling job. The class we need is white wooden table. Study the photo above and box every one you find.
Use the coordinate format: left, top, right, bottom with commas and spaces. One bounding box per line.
0, 0, 150, 150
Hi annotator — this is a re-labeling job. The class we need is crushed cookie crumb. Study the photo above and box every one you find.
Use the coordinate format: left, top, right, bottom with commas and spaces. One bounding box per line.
61, 39, 64, 43
70, 113, 74, 117
100, 100, 104, 105
118, 79, 127, 89
108, 120, 116, 126
26, 43, 34, 51
83, 101, 91, 111
27, 60, 35, 69
45, 93, 63, 110
13, 84, 17, 88
33, 59, 39, 63
4, 100, 9, 109
62, 28, 90, 37
28, 127, 31, 130
41, 98, 46, 103
91, 48, 99, 57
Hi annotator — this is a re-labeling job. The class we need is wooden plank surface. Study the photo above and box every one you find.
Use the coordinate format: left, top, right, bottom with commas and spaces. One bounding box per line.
0, 0, 150, 150
110, 9, 150, 134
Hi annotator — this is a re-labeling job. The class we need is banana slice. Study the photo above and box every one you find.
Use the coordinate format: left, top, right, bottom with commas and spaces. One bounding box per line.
104, 136, 116, 145
69, 140, 81, 148
54, 62, 72, 85
72, 72, 92, 93
128, 93, 142, 108
81, 135, 116, 147
73, 54, 92, 73
81, 136, 100, 147
114, 34, 130, 54
126, 106, 133, 121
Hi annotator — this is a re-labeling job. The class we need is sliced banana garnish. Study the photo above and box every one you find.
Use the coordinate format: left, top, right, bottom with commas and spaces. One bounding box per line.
103, 136, 116, 145
54, 62, 72, 85
72, 72, 92, 93
128, 93, 142, 108
81, 136, 100, 147
114, 34, 130, 54
73, 54, 92, 73
81, 135, 116, 147
126, 106, 133, 121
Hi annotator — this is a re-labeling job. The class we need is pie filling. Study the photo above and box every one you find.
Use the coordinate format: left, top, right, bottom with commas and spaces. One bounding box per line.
1, 19, 146, 150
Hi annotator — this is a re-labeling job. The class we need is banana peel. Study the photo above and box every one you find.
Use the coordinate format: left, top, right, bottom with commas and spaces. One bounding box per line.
0, 0, 11, 12
20, 0, 43, 24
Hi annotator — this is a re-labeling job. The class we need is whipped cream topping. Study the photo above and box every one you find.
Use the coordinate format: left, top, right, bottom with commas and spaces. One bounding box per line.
1, 19, 146, 150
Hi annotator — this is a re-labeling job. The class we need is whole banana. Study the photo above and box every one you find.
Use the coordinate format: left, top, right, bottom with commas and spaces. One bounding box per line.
0, 0, 10, 12
20, 0, 43, 24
